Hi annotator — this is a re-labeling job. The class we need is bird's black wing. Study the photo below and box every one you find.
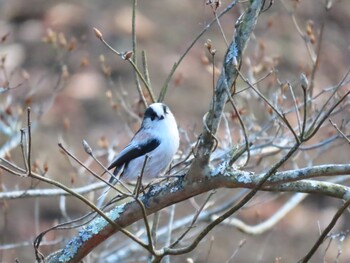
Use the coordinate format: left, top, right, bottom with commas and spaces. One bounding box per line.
107, 138, 160, 176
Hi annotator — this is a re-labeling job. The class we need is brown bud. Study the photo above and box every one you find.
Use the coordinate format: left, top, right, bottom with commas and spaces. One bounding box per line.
24, 97, 32, 106
70, 173, 76, 184
267, 106, 273, 115
98, 136, 109, 149
122, 51, 133, 60
267, 18, 273, 28
111, 102, 118, 110
67, 37, 77, 51
1, 32, 10, 43
80, 57, 89, 68
309, 34, 316, 44
43, 162, 49, 173
5, 106, 12, 115
300, 73, 309, 91
82, 140, 92, 155
205, 39, 212, 51
306, 23, 313, 37
93, 27, 103, 39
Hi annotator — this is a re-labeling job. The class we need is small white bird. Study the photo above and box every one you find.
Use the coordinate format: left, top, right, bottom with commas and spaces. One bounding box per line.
98, 102, 179, 205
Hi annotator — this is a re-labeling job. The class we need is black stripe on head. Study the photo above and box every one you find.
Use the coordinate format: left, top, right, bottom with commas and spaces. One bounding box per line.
144, 106, 158, 121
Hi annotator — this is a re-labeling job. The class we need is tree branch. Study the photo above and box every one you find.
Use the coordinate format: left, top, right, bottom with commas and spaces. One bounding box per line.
188, 0, 264, 181
46, 164, 350, 262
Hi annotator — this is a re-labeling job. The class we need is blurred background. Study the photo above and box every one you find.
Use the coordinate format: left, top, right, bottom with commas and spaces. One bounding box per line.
0, 0, 350, 262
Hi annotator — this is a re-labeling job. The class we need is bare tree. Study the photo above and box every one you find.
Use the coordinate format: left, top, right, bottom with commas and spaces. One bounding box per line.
1, 0, 349, 262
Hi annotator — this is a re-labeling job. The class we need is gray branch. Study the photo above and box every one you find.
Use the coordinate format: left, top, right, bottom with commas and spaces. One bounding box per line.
46, 164, 350, 262
188, 0, 263, 181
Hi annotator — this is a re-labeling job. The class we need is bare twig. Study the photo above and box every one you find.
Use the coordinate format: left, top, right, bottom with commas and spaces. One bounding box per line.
189, 0, 264, 181
237, 70, 300, 143
225, 88, 251, 166
151, 211, 160, 249
158, 0, 239, 102
59, 142, 130, 196
131, 0, 146, 105
170, 191, 216, 248
288, 83, 302, 135
305, 89, 350, 140
298, 197, 350, 263
93, 28, 153, 106
307, 66, 350, 134
142, 50, 152, 92
329, 119, 350, 144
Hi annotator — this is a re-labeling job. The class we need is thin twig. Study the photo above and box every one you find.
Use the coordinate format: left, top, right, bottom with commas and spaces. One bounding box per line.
158, 0, 239, 101
59, 143, 130, 196
84, 141, 132, 194
298, 198, 350, 263
164, 142, 301, 256
151, 211, 160, 249
26, 108, 32, 176
305, 90, 350, 140
237, 70, 300, 143
170, 191, 216, 248
134, 197, 156, 254
301, 78, 308, 138
93, 28, 152, 106
329, 119, 350, 144
225, 239, 246, 263
308, 66, 350, 133
19, 129, 29, 172
288, 83, 302, 135
163, 204, 176, 263
0, 157, 26, 173
131, 0, 145, 106
134, 155, 149, 198
142, 50, 152, 92
211, 5, 229, 47
225, 88, 251, 166
309, 23, 325, 97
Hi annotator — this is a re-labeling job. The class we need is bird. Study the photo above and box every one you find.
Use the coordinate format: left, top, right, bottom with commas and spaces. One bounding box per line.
98, 102, 179, 205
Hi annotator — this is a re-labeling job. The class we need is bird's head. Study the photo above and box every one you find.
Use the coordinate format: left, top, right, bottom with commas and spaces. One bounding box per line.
141, 103, 177, 134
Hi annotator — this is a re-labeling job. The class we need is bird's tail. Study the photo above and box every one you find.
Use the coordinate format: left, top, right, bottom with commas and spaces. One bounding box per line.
97, 167, 122, 209
96, 186, 110, 209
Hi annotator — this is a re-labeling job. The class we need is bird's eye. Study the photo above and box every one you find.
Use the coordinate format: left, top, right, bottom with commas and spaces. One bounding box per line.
150, 112, 158, 121
163, 105, 168, 114
159, 115, 164, 120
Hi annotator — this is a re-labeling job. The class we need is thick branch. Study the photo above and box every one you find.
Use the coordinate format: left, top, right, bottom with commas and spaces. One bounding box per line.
46, 164, 350, 262
188, 0, 264, 181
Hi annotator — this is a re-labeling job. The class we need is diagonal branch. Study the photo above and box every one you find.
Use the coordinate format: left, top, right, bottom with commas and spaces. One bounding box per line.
188, 0, 264, 181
